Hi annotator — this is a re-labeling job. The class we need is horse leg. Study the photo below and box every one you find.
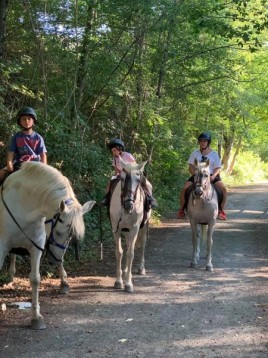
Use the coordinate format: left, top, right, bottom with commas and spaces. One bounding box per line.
29, 251, 46, 330
58, 263, 69, 294
190, 222, 200, 268
124, 227, 139, 292
136, 223, 148, 275
114, 233, 124, 289
206, 225, 214, 272
7, 254, 16, 282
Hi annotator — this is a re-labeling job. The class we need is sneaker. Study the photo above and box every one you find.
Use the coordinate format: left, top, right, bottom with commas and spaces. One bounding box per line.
218, 210, 227, 220
177, 209, 185, 219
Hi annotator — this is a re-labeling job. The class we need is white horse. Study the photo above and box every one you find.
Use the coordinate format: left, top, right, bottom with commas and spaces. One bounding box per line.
0, 162, 95, 329
110, 160, 151, 292
187, 159, 218, 271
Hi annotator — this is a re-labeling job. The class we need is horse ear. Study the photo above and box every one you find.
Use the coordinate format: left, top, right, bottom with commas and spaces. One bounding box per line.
194, 158, 198, 166
206, 159, 210, 166
60, 200, 65, 212
82, 200, 96, 215
140, 161, 147, 172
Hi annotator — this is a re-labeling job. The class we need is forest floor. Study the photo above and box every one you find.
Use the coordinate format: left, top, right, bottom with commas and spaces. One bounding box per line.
0, 183, 268, 358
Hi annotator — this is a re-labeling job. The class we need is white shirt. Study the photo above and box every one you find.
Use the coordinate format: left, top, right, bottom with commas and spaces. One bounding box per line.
188, 149, 221, 175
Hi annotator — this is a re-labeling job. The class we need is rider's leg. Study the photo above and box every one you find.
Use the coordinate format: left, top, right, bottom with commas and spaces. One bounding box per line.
177, 181, 192, 218
141, 177, 158, 208
214, 181, 227, 219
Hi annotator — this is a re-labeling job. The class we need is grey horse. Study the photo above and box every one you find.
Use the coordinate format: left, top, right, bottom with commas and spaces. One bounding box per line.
187, 159, 218, 271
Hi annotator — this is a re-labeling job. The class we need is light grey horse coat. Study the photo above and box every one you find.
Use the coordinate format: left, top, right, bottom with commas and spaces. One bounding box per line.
110, 160, 151, 292
0, 162, 95, 329
187, 159, 218, 271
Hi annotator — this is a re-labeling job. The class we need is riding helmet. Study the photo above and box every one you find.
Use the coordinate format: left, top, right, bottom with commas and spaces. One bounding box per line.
107, 138, 125, 151
16, 107, 37, 125
198, 132, 211, 145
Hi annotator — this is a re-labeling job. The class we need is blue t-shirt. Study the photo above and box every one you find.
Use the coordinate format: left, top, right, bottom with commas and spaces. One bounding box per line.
9, 131, 47, 164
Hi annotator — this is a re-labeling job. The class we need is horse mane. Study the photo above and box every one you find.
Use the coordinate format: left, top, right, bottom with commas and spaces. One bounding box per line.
19, 162, 85, 239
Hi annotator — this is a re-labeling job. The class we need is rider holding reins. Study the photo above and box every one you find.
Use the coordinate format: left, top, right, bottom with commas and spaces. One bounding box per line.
177, 132, 227, 220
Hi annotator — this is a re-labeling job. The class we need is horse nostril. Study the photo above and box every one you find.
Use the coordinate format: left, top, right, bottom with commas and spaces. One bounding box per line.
124, 200, 133, 211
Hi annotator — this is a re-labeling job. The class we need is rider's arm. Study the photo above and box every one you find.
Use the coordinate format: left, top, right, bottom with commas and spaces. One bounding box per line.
188, 164, 195, 176
40, 152, 47, 164
6, 151, 14, 172
211, 167, 221, 180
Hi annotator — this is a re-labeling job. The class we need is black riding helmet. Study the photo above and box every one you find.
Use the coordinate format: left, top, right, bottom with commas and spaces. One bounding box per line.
16, 107, 37, 126
107, 138, 125, 151
198, 132, 211, 145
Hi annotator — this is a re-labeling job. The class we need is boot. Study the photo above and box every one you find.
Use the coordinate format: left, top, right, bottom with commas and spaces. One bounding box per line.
101, 193, 109, 206
149, 196, 158, 209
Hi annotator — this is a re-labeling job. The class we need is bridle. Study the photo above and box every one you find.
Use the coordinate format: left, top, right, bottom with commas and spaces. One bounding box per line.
121, 171, 142, 213
44, 198, 74, 263
1, 184, 74, 263
192, 165, 214, 203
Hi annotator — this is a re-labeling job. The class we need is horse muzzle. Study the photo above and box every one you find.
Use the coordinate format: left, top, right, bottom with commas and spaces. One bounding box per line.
123, 199, 134, 213
194, 185, 203, 197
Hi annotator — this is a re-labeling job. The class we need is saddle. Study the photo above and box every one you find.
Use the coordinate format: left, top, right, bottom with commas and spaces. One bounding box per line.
184, 184, 223, 211
0, 169, 9, 187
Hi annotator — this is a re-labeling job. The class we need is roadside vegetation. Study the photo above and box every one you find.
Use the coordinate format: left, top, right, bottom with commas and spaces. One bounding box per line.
0, 1, 268, 270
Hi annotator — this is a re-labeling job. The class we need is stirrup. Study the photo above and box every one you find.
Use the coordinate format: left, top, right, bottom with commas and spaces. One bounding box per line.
149, 197, 158, 209
101, 196, 109, 207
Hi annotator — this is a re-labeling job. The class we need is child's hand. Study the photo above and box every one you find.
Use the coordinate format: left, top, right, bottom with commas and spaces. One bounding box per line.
7, 163, 13, 172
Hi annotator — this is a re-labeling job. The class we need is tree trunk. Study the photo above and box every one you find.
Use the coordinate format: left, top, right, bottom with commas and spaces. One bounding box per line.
227, 136, 242, 175
0, 0, 8, 60
222, 132, 234, 171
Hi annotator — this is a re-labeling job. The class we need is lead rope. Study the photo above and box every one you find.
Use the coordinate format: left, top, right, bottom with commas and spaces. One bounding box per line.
99, 204, 103, 261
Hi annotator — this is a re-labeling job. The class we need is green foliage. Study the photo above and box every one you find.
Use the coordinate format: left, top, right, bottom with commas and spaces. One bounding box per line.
223, 150, 268, 186
0, 0, 268, 250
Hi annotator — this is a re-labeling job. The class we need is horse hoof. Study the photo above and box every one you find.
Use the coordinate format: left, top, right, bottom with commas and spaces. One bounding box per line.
138, 268, 145, 275
31, 318, 46, 330
124, 284, 134, 293
206, 265, 214, 272
114, 281, 124, 289
190, 262, 197, 268
60, 285, 70, 294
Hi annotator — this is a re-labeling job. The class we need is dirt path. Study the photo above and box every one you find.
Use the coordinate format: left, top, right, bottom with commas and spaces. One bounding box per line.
1, 183, 268, 358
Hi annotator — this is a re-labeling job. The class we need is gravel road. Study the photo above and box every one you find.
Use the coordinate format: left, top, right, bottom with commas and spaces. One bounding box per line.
1, 183, 268, 358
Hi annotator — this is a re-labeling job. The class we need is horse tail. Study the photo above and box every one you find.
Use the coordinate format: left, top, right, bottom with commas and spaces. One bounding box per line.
201, 224, 207, 244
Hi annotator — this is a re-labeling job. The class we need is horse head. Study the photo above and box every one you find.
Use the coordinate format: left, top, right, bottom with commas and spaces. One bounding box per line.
120, 159, 147, 213
193, 158, 210, 198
